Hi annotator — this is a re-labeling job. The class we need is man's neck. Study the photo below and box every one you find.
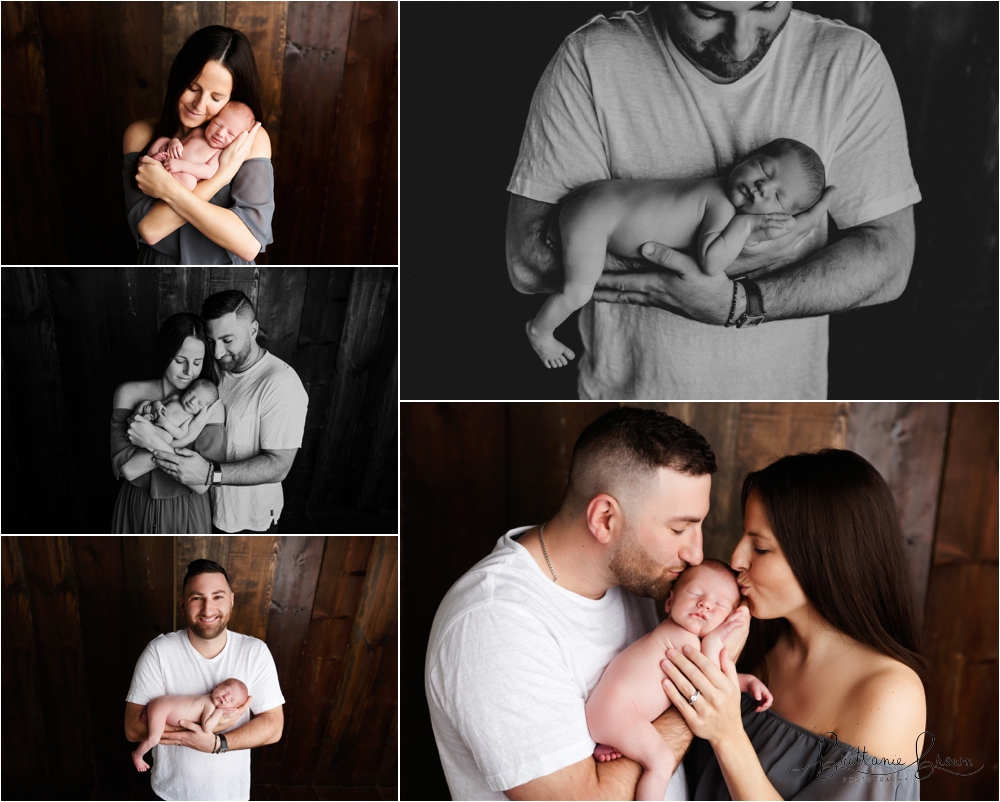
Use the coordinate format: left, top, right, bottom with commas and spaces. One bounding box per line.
233, 344, 265, 375
519, 518, 612, 600
187, 626, 228, 660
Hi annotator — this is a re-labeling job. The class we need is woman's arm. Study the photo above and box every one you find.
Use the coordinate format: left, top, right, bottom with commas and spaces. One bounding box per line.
134, 125, 269, 261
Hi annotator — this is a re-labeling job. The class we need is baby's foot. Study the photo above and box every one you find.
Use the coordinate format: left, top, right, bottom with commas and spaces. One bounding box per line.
593, 743, 622, 762
526, 321, 576, 368
132, 751, 150, 772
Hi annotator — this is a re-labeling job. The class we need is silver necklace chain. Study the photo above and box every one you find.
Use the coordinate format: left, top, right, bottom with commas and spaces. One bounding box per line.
538, 521, 558, 583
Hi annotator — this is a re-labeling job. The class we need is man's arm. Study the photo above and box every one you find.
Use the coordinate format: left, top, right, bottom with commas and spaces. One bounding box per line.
506, 707, 692, 801
124, 700, 251, 743
157, 704, 283, 752
152, 447, 298, 487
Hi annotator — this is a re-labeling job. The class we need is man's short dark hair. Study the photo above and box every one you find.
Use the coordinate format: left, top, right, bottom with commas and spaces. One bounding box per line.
182, 559, 232, 594
201, 290, 256, 323
565, 407, 716, 511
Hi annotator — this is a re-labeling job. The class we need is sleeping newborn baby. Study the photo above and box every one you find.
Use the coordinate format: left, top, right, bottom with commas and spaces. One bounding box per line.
147, 100, 256, 190
585, 560, 772, 801
131, 678, 249, 772
527, 137, 826, 366
134, 378, 219, 449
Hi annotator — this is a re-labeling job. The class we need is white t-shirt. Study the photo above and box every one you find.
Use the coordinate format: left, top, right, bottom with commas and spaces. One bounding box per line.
508, 8, 921, 400
126, 629, 285, 802
214, 350, 308, 532
425, 527, 687, 800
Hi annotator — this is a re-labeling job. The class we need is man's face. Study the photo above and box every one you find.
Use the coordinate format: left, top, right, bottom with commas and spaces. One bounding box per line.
608, 467, 710, 599
206, 311, 257, 373
663, 2, 792, 82
180, 572, 233, 640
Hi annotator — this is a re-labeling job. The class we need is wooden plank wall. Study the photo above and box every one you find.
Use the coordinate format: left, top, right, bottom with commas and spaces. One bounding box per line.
0, 266, 397, 534
0, 535, 397, 798
400, 402, 999, 800
0, 1, 397, 266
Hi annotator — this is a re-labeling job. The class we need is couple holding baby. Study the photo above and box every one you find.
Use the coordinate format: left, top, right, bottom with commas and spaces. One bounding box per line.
426, 407, 926, 800
126, 560, 284, 801
110, 289, 308, 534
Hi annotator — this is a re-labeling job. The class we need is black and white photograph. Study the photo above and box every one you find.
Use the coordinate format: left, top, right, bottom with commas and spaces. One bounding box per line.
2, 1, 397, 266
402, 401, 998, 801
401, 2, 996, 399
2, 266, 397, 534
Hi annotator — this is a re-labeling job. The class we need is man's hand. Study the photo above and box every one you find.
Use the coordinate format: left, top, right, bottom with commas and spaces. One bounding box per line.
215, 696, 252, 732
749, 212, 794, 242
735, 185, 837, 273
158, 719, 217, 753
153, 447, 210, 486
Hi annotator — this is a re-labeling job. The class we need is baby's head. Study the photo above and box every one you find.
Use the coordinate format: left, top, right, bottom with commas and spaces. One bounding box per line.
180, 378, 218, 415
728, 138, 825, 215
212, 678, 249, 708
205, 101, 256, 149
665, 559, 741, 638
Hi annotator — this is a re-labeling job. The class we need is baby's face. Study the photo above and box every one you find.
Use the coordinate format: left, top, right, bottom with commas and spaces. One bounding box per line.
728, 150, 812, 215
667, 567, 740, 637
212, 681, 245, 708
205, 108, 248, 149
181, 385, 213, 415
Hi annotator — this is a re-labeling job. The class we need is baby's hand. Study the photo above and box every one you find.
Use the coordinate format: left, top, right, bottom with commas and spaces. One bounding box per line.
167, 138, 184, 159
752, 212, 794, 240
161, 158, 181, 173
152, 151, 169, 163
745, 675, 773, 712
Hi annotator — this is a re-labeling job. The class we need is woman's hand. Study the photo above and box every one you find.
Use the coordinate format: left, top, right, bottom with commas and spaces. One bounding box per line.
136, 155, 182, 201
217, 122, 262, 179
661, 644, 745, 747
127, 414, 173, 453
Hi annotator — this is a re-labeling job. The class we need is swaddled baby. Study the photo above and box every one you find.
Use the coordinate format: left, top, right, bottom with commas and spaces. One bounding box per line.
585, 560, 772, 801
131, 678, 249, 772
527, 137, 826, 367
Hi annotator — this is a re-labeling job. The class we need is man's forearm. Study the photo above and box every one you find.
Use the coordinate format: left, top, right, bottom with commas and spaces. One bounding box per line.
755, 208, 914, 320
220, 452, 291, 486
221, 714, 281, 750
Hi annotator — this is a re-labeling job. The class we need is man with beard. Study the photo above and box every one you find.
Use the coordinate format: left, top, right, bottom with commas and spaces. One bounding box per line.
506, 2, 919, 400
149, 289, 308, 533
425, 407, 749, 799
125, 560, 284, 801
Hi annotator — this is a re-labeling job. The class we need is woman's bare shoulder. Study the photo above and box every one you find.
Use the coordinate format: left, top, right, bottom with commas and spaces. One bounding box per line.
113, 378, 158, 409
249, 124, 271, 159
123, 118, 157, 155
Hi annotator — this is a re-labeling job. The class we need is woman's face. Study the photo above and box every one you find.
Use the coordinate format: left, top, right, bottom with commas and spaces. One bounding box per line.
730, 489, 810, 619
177, 60, 234, 130
164, 336, 206, 393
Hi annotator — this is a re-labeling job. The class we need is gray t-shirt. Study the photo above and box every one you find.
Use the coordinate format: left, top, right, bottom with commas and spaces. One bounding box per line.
508, 8, 921, 399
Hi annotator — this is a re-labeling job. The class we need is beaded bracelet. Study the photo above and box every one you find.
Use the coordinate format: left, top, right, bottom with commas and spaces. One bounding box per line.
724, 280, 740, 327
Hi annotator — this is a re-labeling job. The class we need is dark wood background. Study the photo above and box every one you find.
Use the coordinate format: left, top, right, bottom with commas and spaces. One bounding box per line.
1, 535, 397, 800
1, 265, 397, 534
401, 402, 998, 800
400, 1, 998, 399
1, 1, 397, 266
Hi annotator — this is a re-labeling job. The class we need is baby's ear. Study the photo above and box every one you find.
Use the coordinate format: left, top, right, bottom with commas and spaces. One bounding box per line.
664, 591, 674, 613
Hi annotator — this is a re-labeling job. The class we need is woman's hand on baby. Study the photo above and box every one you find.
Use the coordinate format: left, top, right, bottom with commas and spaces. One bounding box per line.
661, 644, 745, 747
218, 122, 262, 176
136, 155, 180, 200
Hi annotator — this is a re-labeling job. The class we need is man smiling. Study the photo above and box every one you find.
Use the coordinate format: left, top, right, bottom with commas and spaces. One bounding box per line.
151, 289, 309, 533
506, 2, 919, 399
125, 560, 284, 801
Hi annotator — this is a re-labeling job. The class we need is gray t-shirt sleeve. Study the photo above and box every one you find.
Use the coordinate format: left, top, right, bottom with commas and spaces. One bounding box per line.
507, 36, 611, 203
227, 157, 275, 256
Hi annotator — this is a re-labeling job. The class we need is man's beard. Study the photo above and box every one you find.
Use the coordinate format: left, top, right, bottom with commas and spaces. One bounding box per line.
186, 610, 229, 640
217, 338, 253, 373
666, 10, 790, 80
608, 520, 683, 600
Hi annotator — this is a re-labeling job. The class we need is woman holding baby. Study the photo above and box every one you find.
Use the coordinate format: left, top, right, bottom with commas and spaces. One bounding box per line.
111, 313, 225, 533
667, 450, 926, 800
123, 26, 273, 264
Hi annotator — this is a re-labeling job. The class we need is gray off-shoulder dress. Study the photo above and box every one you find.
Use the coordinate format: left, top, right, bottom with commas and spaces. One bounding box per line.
688, 694, 920, 800
110, 409, 226, 533
122, 153, 274, 264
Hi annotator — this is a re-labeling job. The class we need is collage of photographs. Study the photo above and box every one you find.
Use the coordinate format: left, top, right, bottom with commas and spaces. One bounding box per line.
0, 2, 996, 802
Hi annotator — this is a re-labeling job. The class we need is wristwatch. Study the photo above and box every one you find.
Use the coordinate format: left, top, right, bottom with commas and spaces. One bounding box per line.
211, 461, 223, 486
217, 733, 229, 754
734, 277, 766, 328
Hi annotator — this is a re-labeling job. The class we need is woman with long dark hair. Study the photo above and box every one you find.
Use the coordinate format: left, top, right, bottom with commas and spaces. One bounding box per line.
663, 449, 926, 799
122, 26, 273, 264
111, 313, 226, 532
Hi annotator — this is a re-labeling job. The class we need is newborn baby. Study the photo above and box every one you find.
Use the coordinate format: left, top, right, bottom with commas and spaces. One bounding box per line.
147, 100, 256, 190
585, 560, 772, 801
134, 378, 219, 449
527, 137, 826, 367
131, 678, 249, 772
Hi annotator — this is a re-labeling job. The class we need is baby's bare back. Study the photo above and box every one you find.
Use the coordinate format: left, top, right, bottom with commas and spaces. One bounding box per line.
158, 398, 192, 427
148, 692, 213, 727
589, 619, 701, 721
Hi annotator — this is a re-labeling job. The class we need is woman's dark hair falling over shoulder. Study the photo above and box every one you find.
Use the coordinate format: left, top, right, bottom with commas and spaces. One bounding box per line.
146, 25, 264, 153
736, 449, 928, 685
155, 312, 218, 386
